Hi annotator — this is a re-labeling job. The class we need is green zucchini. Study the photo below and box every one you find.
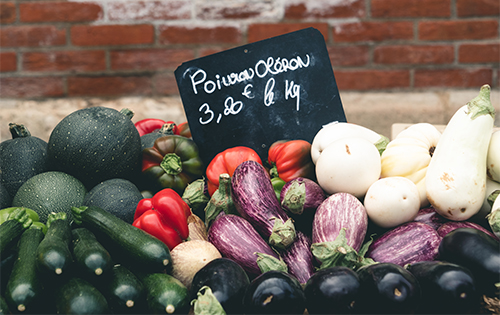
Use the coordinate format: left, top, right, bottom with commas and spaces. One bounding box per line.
71, 206, 172, 273
0, 208, 32, 255
141, 273, 189, 314
35, 212, 73, 277
55, 277, 109, 314
0, 296, 10, 315
101, 264, 146, 314
71, 227, 112, 277
4, 225, 44, 313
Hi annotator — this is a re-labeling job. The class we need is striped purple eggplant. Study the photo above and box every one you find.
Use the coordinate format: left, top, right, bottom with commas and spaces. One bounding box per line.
280, 177, 325, 216
413, 207, 448, 230
437, 220, 498, 240
279, 231, 315, 284
367, 222, 442, 266
231, 160, 296, 249
207, 214, 279, 277
312, 192, 368, 251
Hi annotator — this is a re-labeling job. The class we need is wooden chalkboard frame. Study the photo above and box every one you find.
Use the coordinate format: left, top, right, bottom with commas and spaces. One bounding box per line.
175, 27, 346, 165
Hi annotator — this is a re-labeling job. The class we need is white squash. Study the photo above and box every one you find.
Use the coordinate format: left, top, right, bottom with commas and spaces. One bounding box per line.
364, 177, 420, 228
487, 130, 500, 183
487, 190, 500, 238
426, 84, 495, 221
315, 137, 381, 198
311, 121, 389, 164
380, 123, 441, 208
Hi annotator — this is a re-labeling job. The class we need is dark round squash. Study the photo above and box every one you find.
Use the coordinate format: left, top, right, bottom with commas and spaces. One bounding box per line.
0, 180, 11, 209
0, 123, 49, 198
83, 178, 143, 224
47, 107, 142, 190
12, 171, 87, 223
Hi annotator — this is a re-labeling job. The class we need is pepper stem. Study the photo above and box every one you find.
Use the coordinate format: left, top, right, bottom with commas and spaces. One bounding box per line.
161, 153, 182, 175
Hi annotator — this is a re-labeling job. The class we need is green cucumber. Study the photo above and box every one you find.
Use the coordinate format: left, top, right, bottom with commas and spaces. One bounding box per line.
101, 264, 146, 314
71, 227, 112, 277
35, 212, 73, 277
55, 277, 109, 314
4, 225, 44, 313
141, 273, 189, 314
71, 206, 172, 273
0, 208, 32, 255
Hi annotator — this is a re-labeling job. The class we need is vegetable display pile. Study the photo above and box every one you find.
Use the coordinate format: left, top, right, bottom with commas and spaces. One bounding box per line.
0, 84, 499, 314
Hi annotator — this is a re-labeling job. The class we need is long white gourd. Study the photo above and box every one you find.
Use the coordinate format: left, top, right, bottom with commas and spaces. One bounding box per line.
425, 84, 495, 221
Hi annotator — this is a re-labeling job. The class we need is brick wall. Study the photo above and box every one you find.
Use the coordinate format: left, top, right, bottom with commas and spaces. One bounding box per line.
1, 0, 499, 99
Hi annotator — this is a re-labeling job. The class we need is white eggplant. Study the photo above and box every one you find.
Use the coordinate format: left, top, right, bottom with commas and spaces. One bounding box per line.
487, 130, 500, 183
311, 121, 389, 164
425, 84, 495, 221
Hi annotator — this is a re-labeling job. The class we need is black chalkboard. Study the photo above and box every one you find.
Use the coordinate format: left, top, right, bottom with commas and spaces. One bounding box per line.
175, 27, 346, 165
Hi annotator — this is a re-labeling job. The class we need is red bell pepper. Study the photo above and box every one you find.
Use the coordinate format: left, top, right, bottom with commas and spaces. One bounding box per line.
133, 188, 191, 250
177, 121, 192, 138
135, 118, 179, 137
267, 139, 316, 182
205, 146, 263, 196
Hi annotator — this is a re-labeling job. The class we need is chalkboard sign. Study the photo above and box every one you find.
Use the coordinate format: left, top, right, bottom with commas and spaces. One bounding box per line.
175, 27, 346, 165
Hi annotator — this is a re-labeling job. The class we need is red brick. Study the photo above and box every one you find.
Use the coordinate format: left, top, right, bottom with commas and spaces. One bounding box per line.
199, 47, 226, 58
335, 70, 410, 90
0, 25, 66, 47
285, 0, 366, 19
154, 72, 179, 95
459, 43, 500, 63
159, 25, 241, 44
20, 2, 102, 23
328, 45, 369, 67
419, 20, 498, 41
111, 48, 194, 70
67, 76, 152, 97
333, 21, 413, 43
71, 24, 154, 46
0, 77, 64, 98
0, 52, 16, 72
197, 1, 279, 19
374, 45, 454, 65
23, 50, 106, 72
371, 0, 451, 17
457, 0, 500, 17
247, 23, 329, 43
414, 68, 492, 88
0, 2, 16, 24
108, 1, 190, 20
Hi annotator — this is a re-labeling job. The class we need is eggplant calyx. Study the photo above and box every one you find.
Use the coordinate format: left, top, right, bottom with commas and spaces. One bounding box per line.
255, 252, 288, 274
311, 228, 377, 271
161, 153, 183, 175
182, 179, 210, 214
281, 181, 306, 215
191, 286, 227, 315
268, 217, 296, 250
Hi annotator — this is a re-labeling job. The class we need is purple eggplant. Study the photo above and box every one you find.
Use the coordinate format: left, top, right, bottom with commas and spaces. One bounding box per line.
280, 177, 325, 236
312, 192, 368, 251
279, 231, 315, 284
231, 161, 296, 249
207, 214, 280, 277
437, 220, 498, 240
412, 207, 448, 230
367, 222, 442, 266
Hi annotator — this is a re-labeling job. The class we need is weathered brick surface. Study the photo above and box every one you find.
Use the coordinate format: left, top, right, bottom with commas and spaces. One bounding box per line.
0, 0, 498, 99
0, 52, 17, 72
67, 76, 153, 97
374, 45, 454, 65
71, 24, 155, 46
1, 25, 66, 47
371, 0, 451, 17
19, 2, 102, 23
23, 51, 106, 72
0, 2, 16, 24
